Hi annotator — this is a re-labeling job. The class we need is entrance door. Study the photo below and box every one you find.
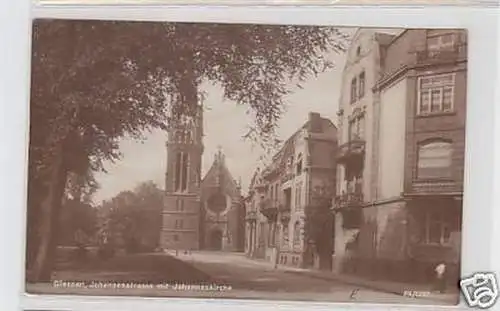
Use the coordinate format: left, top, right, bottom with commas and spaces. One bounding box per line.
209, 230, 223, 251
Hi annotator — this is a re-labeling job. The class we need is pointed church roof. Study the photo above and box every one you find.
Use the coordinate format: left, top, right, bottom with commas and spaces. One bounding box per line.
201, 147, 239, 196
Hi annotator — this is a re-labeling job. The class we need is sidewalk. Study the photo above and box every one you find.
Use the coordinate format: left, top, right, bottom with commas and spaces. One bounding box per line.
279, 266, 459, 304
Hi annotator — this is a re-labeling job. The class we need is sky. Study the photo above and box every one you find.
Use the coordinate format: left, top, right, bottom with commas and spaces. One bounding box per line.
92, 28, 355, 203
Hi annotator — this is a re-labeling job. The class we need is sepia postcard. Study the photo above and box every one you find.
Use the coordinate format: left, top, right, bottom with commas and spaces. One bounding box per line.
25, 19, 467, 306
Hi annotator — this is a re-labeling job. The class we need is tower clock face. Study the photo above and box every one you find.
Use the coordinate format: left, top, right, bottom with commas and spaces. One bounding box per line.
207, 191, 227, 214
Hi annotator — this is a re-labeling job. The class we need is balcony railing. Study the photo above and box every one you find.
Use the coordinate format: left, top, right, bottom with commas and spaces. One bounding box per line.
337, 139, 366, 165
259, 198, 278, 221
245, 210, 257, 221
334, 186, 364, 209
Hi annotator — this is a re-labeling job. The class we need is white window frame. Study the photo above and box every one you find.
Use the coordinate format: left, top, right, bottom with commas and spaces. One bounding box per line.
426, 33, 456, 51
417, 73, 456, 115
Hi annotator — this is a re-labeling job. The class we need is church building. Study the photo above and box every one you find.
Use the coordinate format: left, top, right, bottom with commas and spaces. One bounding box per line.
199, 149, 245, 252
159, 106, 244, 252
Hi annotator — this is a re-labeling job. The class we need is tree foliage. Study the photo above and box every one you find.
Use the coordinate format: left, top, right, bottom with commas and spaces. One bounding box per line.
99, 181, 164, 253
303, 182, 335, 270
27, 19, 349, 281
58, 197, 98, 247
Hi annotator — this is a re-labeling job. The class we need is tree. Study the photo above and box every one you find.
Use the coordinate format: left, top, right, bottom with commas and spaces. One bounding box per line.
100, 181, 163, 253
303, 182, 335, 270
58, 197, 98, 247
27, 19, 349, 281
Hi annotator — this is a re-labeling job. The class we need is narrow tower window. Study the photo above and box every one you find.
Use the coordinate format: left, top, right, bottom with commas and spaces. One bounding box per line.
174, 152, 189, 192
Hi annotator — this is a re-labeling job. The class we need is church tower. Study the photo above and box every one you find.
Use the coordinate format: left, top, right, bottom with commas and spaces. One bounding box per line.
160, 105, 203, 251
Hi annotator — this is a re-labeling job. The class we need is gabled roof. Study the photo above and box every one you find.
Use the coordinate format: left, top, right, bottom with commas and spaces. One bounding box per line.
201, 149, 239, 196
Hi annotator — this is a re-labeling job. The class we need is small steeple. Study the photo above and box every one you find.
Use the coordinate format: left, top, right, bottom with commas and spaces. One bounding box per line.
215, 145, 225, 164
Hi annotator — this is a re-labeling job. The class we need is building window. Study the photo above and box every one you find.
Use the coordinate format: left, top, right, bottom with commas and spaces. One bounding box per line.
287, 156, 294, 172
175, 219, 184, 229
348, 116, 365, 141
358, 71, 366, 99
173, 234, 179, 242
174, 152, 189, 192
427, 33, 456, 52
282, 222, 289, 247
293, 221, 301, 248
295, 182, 302, 210
417, 74, 455, 115
356, 46, 361, 57
416, 141, 453, 179
296, 153, 303, 175
350, 77, 357, 104
423, 210, 451, 245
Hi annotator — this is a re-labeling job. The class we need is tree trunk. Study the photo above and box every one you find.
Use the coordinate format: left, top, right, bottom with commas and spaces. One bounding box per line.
30, 143, 69, 282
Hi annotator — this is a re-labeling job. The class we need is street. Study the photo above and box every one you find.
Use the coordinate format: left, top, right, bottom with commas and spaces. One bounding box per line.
26, 250, 455, 305
172, 251, 452, 305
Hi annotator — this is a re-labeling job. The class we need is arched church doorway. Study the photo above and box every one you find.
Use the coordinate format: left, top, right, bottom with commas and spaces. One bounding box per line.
208, 229, 223, 251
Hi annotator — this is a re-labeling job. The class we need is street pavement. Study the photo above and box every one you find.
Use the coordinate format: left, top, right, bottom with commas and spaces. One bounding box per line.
171, 250, 454, 305
26, 250, 458, 306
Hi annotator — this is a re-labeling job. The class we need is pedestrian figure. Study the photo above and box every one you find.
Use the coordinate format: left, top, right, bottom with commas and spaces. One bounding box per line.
433, 262, 447, 293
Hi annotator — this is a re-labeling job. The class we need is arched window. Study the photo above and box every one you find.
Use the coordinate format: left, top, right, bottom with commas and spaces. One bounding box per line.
174, 152, 189, 192
293, 221, 301, 248
417, 141, 453, 179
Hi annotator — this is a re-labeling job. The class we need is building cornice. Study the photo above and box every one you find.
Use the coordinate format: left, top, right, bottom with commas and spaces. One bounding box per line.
373, 59, 467, 92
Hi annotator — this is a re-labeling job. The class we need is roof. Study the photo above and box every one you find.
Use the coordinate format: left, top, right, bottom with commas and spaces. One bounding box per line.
261, 115, 335, 178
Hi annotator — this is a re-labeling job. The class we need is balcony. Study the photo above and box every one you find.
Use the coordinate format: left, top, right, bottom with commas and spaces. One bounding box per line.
245, 210, 257, 222
334, 185, 364, 210
415, 44, 467, 64
278, 203, 291, 222
254, 181, 268, 193
259, 198, 278, 221
337, 139, 366, 166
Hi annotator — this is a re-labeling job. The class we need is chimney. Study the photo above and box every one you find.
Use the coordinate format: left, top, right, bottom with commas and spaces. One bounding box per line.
308, 112, 322, 133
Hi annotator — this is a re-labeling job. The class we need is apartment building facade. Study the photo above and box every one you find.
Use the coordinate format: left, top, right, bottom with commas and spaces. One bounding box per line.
333, 28, 467, 284
245, 112, 337, 269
